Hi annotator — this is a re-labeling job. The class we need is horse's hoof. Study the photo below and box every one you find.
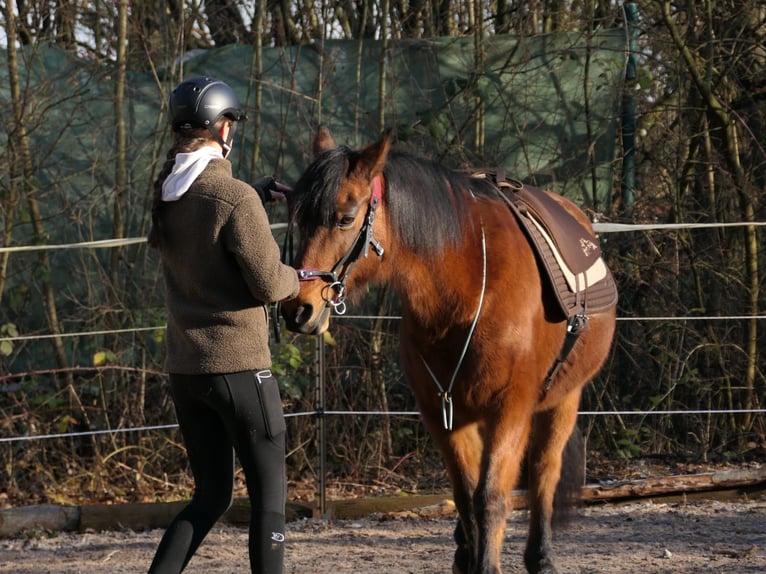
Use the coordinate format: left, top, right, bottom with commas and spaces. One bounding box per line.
452, 542, 470, 574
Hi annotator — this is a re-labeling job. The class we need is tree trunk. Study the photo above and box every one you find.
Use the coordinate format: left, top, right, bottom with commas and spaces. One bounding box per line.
110, 1, 128, 309
660, 0, 759, 432
3, 3, 71, 387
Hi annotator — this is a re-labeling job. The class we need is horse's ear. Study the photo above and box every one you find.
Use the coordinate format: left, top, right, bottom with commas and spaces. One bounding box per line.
358, 129, 392, 179
312, 125, 337, 157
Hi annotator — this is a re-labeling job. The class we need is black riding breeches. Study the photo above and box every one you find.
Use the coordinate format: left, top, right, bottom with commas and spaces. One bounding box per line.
148, 370, 287, 574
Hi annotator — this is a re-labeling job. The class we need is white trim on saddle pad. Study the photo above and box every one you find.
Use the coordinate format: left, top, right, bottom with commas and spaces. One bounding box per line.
528, 214, 608, 293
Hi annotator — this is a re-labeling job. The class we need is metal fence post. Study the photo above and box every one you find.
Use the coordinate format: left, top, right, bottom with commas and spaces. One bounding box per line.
315, 335, 327, 517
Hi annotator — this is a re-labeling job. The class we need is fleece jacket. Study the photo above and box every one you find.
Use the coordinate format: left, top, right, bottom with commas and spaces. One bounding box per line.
157, 158, 299, 374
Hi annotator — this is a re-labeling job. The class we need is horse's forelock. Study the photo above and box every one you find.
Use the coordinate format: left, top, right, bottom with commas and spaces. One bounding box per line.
293, 146, 350, 230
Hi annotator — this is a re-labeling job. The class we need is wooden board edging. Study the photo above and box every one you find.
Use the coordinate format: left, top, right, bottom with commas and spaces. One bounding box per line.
1, 466, 763, 537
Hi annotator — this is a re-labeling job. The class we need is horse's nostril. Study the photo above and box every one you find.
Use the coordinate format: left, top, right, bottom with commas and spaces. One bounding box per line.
293, 303, 313, 327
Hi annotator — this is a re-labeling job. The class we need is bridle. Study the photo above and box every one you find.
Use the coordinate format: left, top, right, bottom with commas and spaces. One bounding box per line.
294, 175, 385, 315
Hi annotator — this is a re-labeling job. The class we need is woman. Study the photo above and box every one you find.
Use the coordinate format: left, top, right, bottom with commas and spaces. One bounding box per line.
147, 75, 299, 574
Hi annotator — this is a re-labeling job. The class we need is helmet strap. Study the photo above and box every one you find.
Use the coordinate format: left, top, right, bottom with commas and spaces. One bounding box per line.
209, 121, 237, 159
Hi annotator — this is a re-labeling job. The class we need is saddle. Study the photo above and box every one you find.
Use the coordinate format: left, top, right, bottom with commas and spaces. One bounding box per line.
472, 170, 618, 322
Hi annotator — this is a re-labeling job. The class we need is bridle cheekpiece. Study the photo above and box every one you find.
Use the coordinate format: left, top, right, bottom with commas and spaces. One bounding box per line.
295, 175, 385, 315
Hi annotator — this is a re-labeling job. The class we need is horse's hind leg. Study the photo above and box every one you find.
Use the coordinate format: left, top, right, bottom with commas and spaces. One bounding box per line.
523, 391, 582, 574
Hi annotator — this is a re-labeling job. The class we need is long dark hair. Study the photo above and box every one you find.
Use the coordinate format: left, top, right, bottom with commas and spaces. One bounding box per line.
147, 120, 227, 249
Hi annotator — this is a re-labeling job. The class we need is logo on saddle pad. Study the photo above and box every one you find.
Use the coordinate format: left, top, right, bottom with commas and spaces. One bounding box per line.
580, 238, 599, 257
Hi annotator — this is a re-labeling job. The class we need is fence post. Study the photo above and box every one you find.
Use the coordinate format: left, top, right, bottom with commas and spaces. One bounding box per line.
315, 335, 327, 517
621, 1, 639, 219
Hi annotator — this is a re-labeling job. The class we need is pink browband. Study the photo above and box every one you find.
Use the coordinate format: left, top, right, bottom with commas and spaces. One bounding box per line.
371, 174, 383, 205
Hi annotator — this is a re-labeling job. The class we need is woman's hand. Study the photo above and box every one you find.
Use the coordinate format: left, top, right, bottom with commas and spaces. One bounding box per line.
269, 181, 291, 203
252, 176, 291, 203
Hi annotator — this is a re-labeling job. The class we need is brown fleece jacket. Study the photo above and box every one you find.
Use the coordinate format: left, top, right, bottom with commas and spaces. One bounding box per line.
158, 158, 299, 374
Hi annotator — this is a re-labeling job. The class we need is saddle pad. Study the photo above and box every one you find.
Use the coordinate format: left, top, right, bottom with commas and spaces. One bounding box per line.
511, 183, 603, 274
471, 170, 618, 320
527, 214, 608, 292
473, 171, 602, 274
517, 202, 618, 320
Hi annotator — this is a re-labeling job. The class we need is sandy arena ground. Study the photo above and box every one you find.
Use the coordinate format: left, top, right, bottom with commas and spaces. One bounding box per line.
1, 498, 765, 573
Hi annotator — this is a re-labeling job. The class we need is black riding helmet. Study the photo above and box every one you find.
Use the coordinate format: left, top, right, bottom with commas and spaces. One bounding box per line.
168, 76, 246, 155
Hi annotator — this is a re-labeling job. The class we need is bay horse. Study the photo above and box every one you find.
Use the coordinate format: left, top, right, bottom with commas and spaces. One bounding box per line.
281, 126, 617, 574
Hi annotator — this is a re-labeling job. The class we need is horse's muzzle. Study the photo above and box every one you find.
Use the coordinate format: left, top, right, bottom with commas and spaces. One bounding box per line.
281, 301, 331, 335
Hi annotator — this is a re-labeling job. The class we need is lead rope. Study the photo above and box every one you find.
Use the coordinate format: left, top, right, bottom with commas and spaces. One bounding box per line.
273, 213, 296, 344
420, 223, 487, 431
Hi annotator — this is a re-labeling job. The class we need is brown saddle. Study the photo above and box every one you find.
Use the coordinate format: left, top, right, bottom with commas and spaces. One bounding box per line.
472, 170, 618, 321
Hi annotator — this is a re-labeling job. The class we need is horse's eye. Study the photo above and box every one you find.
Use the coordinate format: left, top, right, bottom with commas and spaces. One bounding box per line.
337, 214, 356, 229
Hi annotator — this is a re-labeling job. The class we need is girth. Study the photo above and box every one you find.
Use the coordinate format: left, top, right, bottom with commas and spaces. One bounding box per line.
472, 170, 618, 399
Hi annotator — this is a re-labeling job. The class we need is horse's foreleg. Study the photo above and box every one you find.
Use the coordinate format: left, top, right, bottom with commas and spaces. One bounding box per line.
452, 519, 471, 574
428, 422, 483, 574
523, 391, 582, 574
473, 415, 532, 574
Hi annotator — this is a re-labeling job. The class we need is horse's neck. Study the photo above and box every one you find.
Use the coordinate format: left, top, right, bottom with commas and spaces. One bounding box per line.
393, 252, 480, 339
386, 195, 506, 337
389, 199, 531, 340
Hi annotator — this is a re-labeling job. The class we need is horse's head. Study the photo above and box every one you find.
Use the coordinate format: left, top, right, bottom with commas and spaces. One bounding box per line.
281, 126, 391, 335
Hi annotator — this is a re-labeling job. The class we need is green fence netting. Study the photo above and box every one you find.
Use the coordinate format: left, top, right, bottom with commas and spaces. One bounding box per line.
0, 29, 627, 366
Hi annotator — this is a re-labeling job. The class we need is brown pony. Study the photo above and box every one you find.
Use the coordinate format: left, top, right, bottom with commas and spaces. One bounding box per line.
281, 127, 617, 574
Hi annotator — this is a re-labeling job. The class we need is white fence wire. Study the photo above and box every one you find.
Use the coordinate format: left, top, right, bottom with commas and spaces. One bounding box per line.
1, 221, 765, 447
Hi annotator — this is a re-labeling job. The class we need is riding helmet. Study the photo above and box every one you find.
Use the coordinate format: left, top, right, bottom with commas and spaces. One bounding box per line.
168, 76, 246, 130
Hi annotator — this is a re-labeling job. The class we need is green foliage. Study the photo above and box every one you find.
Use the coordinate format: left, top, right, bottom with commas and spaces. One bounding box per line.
272, 336, 312, 400
92, 350, 118, 366
615, 428, 643, 459
0, 323, 18, 356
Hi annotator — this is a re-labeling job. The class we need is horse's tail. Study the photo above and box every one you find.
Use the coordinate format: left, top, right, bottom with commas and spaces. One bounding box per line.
552, 424, 585, 528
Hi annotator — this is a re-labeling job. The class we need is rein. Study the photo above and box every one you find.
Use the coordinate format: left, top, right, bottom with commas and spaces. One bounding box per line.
295, 175, 385, 315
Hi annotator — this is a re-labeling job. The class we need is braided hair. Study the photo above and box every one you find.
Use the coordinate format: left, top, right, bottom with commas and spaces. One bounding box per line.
147, 122, 225, 249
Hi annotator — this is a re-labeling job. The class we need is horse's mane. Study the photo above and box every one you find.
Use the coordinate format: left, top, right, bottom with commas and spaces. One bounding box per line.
292, 145, 499, 256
